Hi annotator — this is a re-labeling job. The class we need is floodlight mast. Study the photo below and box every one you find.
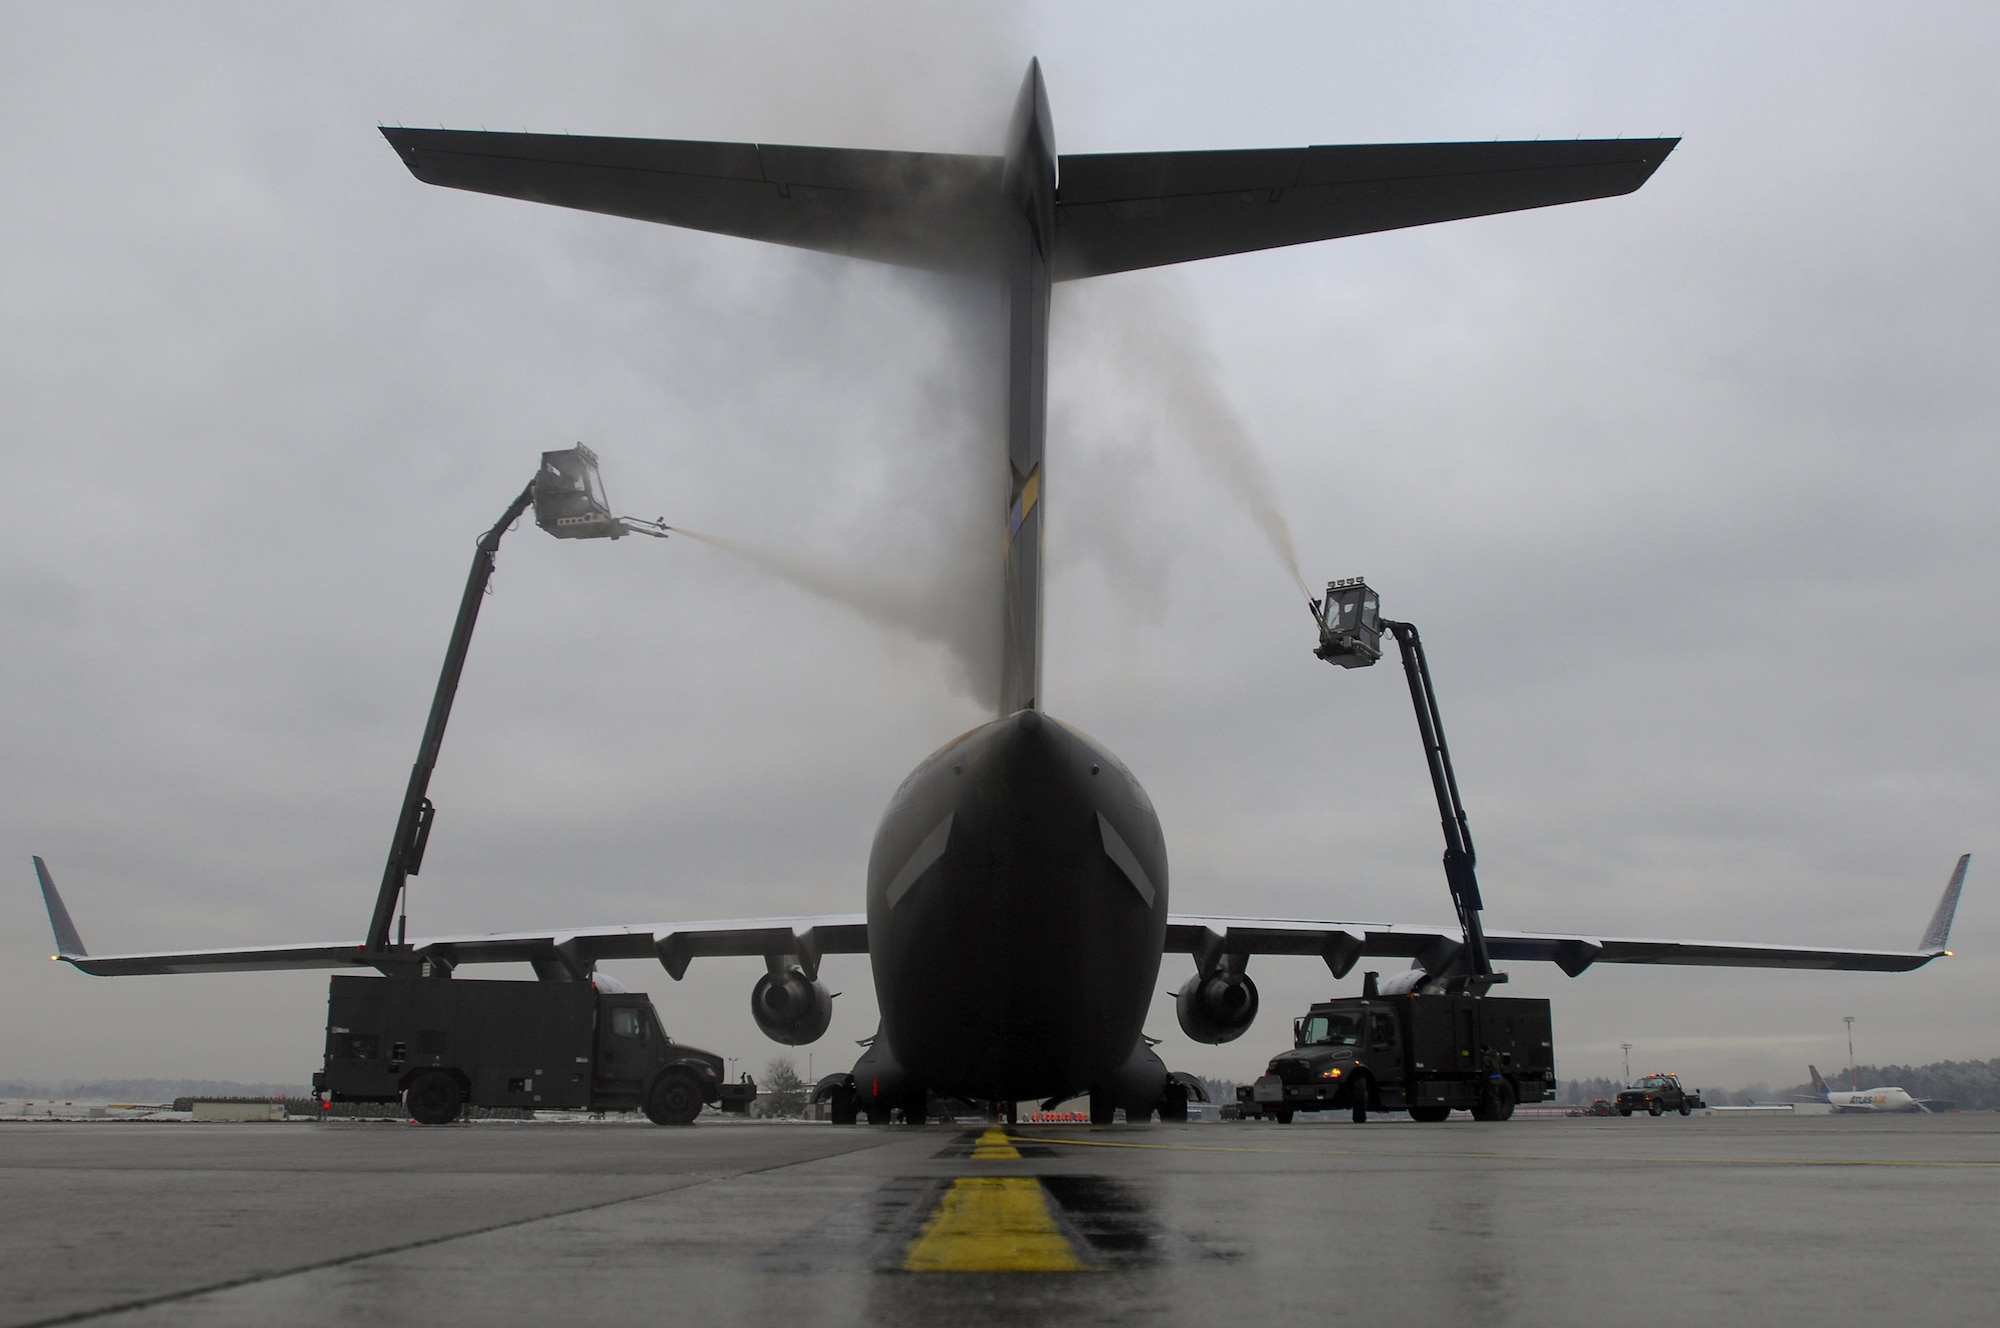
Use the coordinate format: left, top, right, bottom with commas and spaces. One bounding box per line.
1308, 581, 1501, 994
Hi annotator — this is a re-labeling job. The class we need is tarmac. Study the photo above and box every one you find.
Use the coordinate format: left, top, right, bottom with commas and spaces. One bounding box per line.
3, 1112, 1996, 1327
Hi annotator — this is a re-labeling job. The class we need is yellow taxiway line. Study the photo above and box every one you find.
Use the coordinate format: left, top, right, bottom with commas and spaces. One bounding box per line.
901, 1130, 1090, 1272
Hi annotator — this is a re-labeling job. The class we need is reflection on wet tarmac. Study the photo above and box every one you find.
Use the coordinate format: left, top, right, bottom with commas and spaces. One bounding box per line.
8, 1117, 1992, 1325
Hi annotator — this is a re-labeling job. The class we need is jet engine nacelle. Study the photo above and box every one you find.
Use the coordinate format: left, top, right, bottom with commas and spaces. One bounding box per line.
1175, 970, 1259, 1044
751, 967, 834, 1045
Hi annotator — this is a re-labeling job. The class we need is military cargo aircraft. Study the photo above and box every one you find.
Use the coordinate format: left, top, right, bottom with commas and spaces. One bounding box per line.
34, 64, 1968, 1124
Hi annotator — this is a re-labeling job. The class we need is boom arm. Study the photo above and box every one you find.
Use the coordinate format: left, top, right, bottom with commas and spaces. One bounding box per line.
364, 481, 537, 952
1381, 619, 1498, 991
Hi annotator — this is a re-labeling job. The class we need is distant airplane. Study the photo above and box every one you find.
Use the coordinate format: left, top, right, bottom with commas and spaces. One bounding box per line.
31, 63, 1972, 1125
1806, 1064, 1933, 1114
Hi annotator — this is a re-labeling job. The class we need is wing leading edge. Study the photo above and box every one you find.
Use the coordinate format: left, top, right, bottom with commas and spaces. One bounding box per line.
1168, 855, 1969, 980
36, 853, 864, 982
40, 854, 1962, 983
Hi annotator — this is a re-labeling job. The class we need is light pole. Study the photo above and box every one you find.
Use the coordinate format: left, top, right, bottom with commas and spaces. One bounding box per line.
1843, 1016, 1857, 1090
1620, 1043, 1633, 1083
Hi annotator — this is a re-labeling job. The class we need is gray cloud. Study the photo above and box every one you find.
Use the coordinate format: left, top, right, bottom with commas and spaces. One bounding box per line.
3, 2, 1995, 1094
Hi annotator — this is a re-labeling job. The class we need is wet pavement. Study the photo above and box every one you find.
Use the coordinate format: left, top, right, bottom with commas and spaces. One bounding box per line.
3, 1113, 1996, 1326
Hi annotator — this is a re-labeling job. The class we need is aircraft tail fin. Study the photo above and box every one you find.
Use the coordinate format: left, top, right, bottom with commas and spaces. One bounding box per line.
33, 857, 88, 958
1919, 854, 1969, 952
1807, 1065, 1832, 1101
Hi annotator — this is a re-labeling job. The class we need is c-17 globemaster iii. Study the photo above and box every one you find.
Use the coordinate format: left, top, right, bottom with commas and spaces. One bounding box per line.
34, 63, 1968, 1125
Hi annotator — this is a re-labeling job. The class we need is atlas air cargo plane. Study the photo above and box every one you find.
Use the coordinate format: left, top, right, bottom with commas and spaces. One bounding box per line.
31, 64, 1972, 1124
1807, 1066, 1934, 1114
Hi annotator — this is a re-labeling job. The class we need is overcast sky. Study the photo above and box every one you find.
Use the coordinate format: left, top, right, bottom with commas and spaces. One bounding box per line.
4, 2, 1995, 1093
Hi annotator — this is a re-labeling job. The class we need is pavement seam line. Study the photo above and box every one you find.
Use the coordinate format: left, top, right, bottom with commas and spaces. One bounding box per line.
10, 1139, 900, 1328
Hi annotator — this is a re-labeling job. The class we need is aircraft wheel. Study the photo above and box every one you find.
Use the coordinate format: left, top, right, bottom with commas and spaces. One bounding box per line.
1089, 1094, 1116, 1125
829, 1087, 858, 1126
642, 1068, 704, 1127
405, 1070, 464, 1125
866, 1105, 891, 1125
1156, 1082, 1189, 1123
1274, 1109, 1294, 1125
1409, 1105, 1449, 1123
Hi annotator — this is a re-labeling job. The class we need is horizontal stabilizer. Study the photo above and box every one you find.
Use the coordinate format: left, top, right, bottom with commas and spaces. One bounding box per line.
1919, 853, 1969, 952
33, 857, 87, 958
382, 129, 1675, 284
380, 128, 1004, 273
1053, 138, 1678, 280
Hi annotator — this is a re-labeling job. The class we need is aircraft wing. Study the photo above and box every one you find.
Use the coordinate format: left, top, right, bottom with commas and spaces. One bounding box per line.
1165, 916, 1950, 978
1166, 854, 1968, 979
379, 128, 1005, 273
1052, 138, 1678, 280
36, 853, 864, 981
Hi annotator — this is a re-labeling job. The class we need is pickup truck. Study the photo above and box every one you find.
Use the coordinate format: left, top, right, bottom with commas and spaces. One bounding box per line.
1616, 1072, 1704, 1117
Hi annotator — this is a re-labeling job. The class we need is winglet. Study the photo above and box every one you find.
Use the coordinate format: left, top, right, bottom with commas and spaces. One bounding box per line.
33, 856, 88, 959
1919, 854, 1969, 953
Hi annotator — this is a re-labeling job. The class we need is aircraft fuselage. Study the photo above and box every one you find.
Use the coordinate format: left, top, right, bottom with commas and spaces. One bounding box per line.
856, 710, 1170, 1110
1826, 1087, 1924, 1113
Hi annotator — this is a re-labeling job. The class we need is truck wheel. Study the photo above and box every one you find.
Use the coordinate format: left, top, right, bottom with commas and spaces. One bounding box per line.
405, 1071, 464, 1125
1274, 1109, 1294, 1125
1349, 1072, 1373, 1124
1648, 1101, 1663, 1117
1618, 1106, 1631, 1117
1409, 1105, 1449, 1123
1678, 1101, 1692, 1116
643, 1068, 704, 1126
